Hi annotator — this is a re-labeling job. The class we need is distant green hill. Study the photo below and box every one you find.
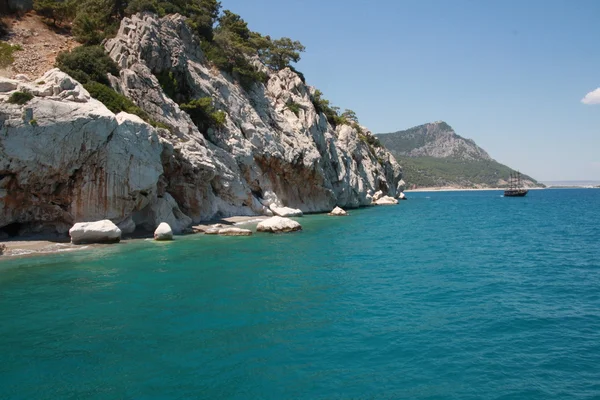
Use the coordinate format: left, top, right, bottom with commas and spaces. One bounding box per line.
376, 122, 541, 189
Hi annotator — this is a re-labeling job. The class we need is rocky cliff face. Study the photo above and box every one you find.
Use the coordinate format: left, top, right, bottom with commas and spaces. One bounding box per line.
0, 13, 402, 237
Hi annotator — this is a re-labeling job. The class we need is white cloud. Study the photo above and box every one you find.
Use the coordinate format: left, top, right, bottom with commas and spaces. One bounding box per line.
581, 88, 600, 105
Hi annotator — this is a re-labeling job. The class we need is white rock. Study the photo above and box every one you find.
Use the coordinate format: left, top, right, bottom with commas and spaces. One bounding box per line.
0, 78, 19, 92
269, 204, 303, 217
14, 74, 31, 82
375, 196, 399, 205
328, 206, 348, 216
69, 220, 122, 244
154, 222, 173, 241
257, 216, 302, 233
398, 192, 407, 200
218, 227, 252, 236
372, 190, 384, 201
204, 224, 224, 235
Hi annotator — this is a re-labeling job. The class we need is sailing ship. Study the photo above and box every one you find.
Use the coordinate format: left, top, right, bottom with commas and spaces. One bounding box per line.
504, 171, 528, 197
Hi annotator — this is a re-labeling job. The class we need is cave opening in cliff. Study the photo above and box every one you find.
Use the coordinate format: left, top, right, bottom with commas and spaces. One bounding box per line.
1, 223, 23, 237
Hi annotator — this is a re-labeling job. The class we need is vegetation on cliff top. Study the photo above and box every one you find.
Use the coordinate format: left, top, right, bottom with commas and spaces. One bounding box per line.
43, 0, 363, 134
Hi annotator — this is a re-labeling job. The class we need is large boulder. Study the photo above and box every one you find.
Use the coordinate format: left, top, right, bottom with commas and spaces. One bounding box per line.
328, 206, 348, 216
269, 204, 303, 217
372, 190, 384, 201
257, 216, 302, 233
69, 220, 122, 244
375, 196, 399, 205
398, 192, 407, 200
154, 222, 173, 241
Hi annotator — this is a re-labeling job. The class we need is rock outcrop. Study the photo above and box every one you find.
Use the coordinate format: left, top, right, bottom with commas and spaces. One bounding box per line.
328, 206, 348, 216
217, 227, 252, 236
0, 13, 402, 238
154, 222, 173, 241
69, 220, 121, 244
257, 216, 302, 233
375, 196, 399, 205
269, 204, 303, 217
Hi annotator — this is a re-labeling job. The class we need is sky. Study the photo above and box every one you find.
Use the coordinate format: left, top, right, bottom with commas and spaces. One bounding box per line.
220, 0, 599, 181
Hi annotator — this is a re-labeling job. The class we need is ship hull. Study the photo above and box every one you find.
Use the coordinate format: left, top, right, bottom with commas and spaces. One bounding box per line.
504, 189, 528, 197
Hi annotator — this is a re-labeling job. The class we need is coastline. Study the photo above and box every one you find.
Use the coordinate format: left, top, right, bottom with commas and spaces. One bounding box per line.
405, 187, 546, 192
0, 216, 268, 260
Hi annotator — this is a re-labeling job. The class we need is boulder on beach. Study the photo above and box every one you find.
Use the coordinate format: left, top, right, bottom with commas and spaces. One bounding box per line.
257, 216, 302, 233
69, 220, 122, 244
269, 204, 303, 217
218, 227, 253, 236
375, 196, 399, 205
154, 222, 173, 241
328, 206, 348, 216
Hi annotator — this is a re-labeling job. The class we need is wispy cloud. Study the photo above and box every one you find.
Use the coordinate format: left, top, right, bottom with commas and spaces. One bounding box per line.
581, 88, 600, 105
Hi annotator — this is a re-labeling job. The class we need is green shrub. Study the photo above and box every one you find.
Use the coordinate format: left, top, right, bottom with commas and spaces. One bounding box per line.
156, 70, 179, 99
0, 42, 22, 68
212, 110, 226, 127
149, 120, 171, 131
359, 133, 382, 148
34, 0, 77, 26
30, 119, 38, 126
83, 82, 148, 120
285, 100, 301, 117
56, 45, 118, 85
180, 97, 226, 131
7, 91, 34, 105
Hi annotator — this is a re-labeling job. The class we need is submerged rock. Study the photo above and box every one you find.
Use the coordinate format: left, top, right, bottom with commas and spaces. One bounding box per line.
154, 222, 173, 241
257, 216, 302, 233
328, 206, 348, 216
69, 220, 122, 244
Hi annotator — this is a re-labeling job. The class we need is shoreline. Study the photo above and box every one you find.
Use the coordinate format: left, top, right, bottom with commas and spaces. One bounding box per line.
0, 215, 268, 260
405, 187, 546, 192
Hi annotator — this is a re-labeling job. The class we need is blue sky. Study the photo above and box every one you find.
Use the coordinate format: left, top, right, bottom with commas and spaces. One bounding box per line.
221, 0, 599, 181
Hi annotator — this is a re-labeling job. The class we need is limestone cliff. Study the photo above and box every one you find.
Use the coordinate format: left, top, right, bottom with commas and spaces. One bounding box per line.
0, 13, 402, 237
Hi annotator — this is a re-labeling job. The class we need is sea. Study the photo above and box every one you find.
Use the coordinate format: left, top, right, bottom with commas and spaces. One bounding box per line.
1, 189, 600, 399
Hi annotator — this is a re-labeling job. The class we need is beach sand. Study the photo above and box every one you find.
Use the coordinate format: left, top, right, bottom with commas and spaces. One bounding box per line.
0, 216, 268, 259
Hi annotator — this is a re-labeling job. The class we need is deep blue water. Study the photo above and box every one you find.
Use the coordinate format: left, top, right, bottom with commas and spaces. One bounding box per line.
1, 189, 600, 399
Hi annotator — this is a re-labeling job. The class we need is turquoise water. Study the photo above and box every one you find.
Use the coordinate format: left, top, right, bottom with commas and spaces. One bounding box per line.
1, 189, 600, 399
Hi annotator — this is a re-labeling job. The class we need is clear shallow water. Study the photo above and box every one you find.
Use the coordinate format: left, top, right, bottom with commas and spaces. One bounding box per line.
1, 189, 600, 399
